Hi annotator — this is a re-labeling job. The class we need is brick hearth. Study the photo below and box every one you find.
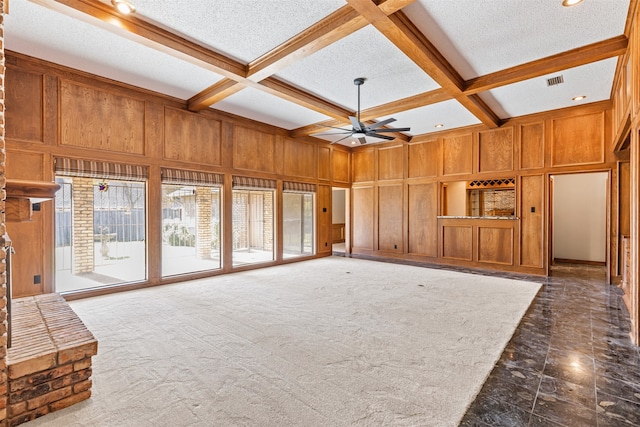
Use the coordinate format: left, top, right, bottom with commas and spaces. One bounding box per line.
6, 294, 97, 426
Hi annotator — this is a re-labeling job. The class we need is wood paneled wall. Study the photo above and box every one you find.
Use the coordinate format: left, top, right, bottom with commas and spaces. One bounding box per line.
610, 1, 639, 344
4, 52, 350, 297
351, 104, 615, 276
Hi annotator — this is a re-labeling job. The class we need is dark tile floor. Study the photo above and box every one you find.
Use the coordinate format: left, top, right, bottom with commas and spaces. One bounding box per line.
460, 263, 640, 427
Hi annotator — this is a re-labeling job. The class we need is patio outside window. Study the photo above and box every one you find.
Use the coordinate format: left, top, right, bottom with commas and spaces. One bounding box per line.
282, 182, 315, 259
54, 160, 147, 292
161, 185, 222, 276
232, 176, 276, 266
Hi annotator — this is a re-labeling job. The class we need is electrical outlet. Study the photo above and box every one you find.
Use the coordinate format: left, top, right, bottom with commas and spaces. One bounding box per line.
34, 275, 41, 285
530, 206, 535, 213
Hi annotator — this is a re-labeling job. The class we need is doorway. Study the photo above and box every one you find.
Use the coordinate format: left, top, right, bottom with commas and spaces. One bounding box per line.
550, 172, 608, 266
332, 188, 348, 254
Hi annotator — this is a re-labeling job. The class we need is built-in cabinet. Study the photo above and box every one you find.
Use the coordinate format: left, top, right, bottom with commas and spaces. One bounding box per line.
350, 104, 613, 276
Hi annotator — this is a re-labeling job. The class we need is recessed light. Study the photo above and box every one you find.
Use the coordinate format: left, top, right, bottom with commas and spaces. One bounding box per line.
435, 124, 444, 128
572, 95, 586, 101
351, 140, 357, 145
562, 0, 583, 6
112, 0, 136, 14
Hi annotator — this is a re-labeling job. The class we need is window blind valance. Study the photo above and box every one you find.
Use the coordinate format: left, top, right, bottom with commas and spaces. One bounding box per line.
161, 168, 223, 187
232, 176, 276, 189
283, 181, 316, 193
54, 157, 147, 181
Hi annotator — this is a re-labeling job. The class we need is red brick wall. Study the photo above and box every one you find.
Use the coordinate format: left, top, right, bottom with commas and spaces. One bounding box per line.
0, 2, 9, 425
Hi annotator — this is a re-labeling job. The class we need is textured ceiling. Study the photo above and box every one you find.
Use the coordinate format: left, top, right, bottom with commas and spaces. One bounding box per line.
4, 0, 633, 146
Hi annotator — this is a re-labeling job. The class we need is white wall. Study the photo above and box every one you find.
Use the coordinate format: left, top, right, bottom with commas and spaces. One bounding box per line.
552, 172, 607, 262
332, 189, 346, 224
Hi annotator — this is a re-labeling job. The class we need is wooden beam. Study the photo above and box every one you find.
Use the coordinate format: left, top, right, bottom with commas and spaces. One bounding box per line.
188, 79, 245, 111
345, 0, 500, 128
259, 77, 353, 121
465, 35, 629, 95
246, 1, 416, 89
360, 88, 451, 120
247, 6, 367, 82
34, 0, 247, 79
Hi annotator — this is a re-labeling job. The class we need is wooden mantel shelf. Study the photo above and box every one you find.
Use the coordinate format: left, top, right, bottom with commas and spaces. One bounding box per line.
6, 179, 60, 200
6, 179, 60, 222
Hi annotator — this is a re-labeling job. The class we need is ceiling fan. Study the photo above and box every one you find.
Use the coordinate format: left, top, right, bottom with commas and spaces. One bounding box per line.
319, 77, 410, 145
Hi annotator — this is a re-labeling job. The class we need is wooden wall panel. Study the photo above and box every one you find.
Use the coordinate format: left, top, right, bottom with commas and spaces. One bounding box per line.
6, 151, 48, 297
283, 139, 315, 179
408, 182, 437, 256
60, 80, 145, 154
551, 112, 605, 166
378, 146, 403, 181
332, 149, 350, 183
232, 126, 276, 173
478, 227, 513, 265
352, 186, 374, 250
620, 161, 631, 236
408, 140, 438, 178
7, 151, 45, 181
520, 175, 544, 267
443, 134, 473, 176
318, 146, 330, 181
164, 107, 221, 165
6, 67, 44, 143
317, 184, 332, 253
10, 209, 45, 297
353, 149, 375, 182
520, 122, 544, 170
479, 128, 513, 173
378, 185, 403, 252
442, 226, 472, 260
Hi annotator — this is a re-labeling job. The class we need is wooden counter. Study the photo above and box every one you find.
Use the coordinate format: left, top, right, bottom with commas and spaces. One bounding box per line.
437, 216, 526, 272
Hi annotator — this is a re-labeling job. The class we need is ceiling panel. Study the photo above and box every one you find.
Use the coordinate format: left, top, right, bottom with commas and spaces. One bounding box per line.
404, 0, 630, 79
479, 58, 618, 119
104, 0, 346, 63
6, 0, 222, 100
276, 25, 441, 112
214, 87, 331, 130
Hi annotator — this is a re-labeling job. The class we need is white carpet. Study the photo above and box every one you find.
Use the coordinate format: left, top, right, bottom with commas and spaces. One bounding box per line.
25, 257, 541, 427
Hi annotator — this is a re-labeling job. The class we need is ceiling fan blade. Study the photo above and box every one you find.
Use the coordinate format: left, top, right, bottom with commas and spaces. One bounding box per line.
367, 133, 395, 140
349, 116, 362, 131
365, 118, 396, 131
358, 137, 367, 145
370, 127, 411, 133
330, 134, 354, 145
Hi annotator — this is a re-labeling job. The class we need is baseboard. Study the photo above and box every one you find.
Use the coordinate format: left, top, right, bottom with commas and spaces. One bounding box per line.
553, 258, 606, 266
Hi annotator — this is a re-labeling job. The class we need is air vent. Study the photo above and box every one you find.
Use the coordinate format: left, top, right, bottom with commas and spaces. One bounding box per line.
547, 75, 564, 86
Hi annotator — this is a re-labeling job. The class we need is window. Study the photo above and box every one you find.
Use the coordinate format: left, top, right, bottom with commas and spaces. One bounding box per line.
55, 167, 147, 292
282, 182, 315, 258
161, 168, 223, 276
161, 185, 222, 276
232, 176, 276, 266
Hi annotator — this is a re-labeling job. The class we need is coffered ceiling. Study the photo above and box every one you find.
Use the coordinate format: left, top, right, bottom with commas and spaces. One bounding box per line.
5, 0, 634, 146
